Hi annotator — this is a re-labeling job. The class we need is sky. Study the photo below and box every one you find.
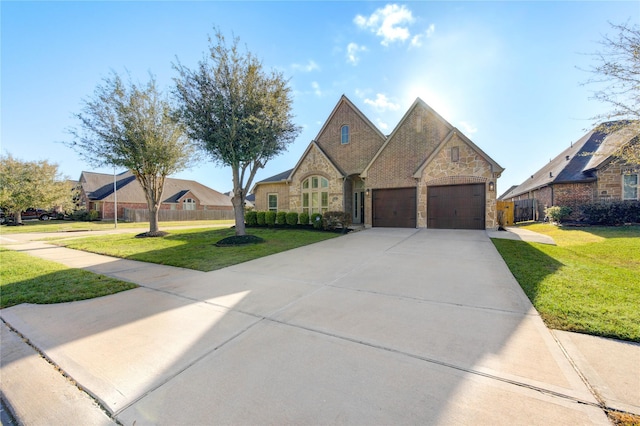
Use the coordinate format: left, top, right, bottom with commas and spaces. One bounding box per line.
2, 1, 638, 196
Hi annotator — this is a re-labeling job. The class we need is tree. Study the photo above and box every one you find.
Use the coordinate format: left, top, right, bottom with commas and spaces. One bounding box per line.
584, 21, 640, 166
174, 30, 300, 236
67, 72, 194, 236
0, 154, 73, 224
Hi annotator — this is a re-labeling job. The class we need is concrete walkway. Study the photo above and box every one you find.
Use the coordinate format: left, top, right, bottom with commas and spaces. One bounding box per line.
0, 228, 637, 424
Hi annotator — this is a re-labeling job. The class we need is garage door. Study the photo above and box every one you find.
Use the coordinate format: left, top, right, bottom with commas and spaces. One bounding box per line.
372, 188, 416, 228
427, 184, 485, 229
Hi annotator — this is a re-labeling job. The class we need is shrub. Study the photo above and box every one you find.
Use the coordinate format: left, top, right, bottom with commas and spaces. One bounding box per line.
276, 211, 287, 225
299, 212, 310, 225
545, 206, 572, 223
311, 213, 323, 229
256, 211, 266, 226
245, 210, 258, 226
581, 201, 640, 225
322, 211, 352, 231
286, 211, 298, 226
70, 209, 99, 221
265, 211, 277, 226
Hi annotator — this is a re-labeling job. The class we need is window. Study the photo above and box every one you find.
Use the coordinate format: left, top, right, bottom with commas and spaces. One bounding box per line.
623, 174, 638, 200
451, 146, 459, 162
341, 125, 349, 144
183, 198, 196, 210
302, 176, 329, 215
268, 193, 278, 212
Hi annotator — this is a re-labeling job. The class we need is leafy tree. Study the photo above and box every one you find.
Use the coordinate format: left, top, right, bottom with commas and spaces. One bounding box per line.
174, 30, 300, 236
584, 22, 640, 166
67, 72, 194, 236
0, 154, 73, 224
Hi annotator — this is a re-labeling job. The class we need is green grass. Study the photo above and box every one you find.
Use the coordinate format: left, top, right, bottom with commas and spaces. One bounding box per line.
492, 224, 640, 342
0, 248, 137, 309
0, 219, 234, 234
53, 227, 341, 272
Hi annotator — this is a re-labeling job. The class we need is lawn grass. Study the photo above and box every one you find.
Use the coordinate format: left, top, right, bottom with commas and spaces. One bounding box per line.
0, 248, 137, 309
53, 227, 341, 272
492, 224, 640, 342
0, 219, 234, 234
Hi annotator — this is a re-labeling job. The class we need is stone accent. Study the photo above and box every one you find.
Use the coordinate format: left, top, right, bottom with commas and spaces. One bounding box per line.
417, 134, 496, 228
289, 144, 344, 212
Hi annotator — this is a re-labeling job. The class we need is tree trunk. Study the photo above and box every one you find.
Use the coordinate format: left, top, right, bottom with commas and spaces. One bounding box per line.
232, 196, 246, 236
14, 211, 22, 225
149, 203, 160, 234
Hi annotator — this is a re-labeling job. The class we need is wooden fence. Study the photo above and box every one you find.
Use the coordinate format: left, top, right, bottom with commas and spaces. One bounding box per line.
123, 208, 235, 222
496, 201, 514, 226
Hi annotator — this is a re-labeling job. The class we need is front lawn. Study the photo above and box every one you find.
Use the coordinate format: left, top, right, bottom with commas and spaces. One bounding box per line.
0, 248, 137, 309
492, 224, 640, 342
0, 219, 234, 234
52, 227, 341, 272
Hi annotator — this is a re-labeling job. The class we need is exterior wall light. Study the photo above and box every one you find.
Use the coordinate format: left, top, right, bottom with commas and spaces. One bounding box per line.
366, 188, 370, 196
488, 182, 495, 192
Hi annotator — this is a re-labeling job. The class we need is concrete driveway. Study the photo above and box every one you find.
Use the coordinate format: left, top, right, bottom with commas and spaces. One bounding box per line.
1, 228, 610, 424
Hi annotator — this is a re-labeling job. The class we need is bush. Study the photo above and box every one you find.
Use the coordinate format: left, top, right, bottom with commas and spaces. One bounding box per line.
256, 211, 266, 226
299, 212, 310, 225
322, 211, 352, 231
545, 206, 572, 223
311, 213, 323, 229
71, 209, 99, 222
245, 210, 257, 226
276, 211, 287, 225
265, 211, 277, 227
581, 201, 640, 225
286, 212, 299, 226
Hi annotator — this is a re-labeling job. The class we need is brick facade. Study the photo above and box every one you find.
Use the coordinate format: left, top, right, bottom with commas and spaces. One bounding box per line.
252, 96, 503, 229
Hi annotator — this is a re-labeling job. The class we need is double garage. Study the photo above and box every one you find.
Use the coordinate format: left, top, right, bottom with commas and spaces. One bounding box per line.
372, 184, 486, 229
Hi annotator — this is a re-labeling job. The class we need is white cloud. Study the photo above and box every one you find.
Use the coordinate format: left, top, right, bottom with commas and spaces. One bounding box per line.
410, 24, 435, 47
354, 4, 415, 46
377, 120, 389, 131
346, 42, 367, 65
292, 60, 319, 72
458, 121, 478, 135
311, 81, 323, 97
364, 93, 400, 111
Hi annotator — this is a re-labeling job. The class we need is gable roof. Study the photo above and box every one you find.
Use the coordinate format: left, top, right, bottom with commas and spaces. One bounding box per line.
80, 171, 232, 207
315, 95, 387, 142
504, 121, 639, 199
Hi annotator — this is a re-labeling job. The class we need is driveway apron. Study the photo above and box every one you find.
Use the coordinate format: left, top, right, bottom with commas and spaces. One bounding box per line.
0, 228, 609, 425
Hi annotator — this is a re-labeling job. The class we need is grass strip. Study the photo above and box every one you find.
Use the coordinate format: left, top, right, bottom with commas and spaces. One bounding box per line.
0, 248, 137, 309
492, 224, 640, 342
53, 227, 341, 272
0, 219, 234, 234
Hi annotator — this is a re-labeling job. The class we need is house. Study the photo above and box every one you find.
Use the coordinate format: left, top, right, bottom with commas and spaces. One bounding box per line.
79, 170, 233, 220
500, 122, 640, 220
252, 95, 504, 229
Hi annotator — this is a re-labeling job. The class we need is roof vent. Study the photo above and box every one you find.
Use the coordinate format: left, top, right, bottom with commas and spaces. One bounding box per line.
531, 175, 534, 179
549, 172, 553, 178
566, 155, 570, 161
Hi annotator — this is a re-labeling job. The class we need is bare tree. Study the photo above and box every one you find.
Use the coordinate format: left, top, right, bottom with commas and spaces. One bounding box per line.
174, 30, 300, 236
0, 154, 73, 224
584, 21, 640, 166
67, 72, 194, 236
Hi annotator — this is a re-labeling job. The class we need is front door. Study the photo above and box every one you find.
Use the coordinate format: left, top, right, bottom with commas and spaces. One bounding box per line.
353, 191, 365, 224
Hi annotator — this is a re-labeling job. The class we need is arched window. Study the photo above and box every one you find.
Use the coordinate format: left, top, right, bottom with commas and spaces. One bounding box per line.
341, 125, 350, 144
302, 176, 329, 215
183, 198, 196, 210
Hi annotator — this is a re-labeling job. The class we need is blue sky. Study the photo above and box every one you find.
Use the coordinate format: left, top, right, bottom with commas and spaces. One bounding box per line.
2, 1, 638, 196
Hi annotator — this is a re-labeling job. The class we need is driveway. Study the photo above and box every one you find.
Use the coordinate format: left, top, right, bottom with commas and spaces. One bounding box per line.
0, 228, 609, 424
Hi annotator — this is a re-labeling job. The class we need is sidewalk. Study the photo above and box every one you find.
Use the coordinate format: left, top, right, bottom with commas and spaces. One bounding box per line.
1, 228, 638, 424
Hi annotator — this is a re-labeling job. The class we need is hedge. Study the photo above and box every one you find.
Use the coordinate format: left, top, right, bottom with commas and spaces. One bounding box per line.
276, 211, 287, 225
245, 210, 257, 226
256, 211, 266, 226
286, 212, 299, 226
580, 200, 640, 225
265, 211, 277, 226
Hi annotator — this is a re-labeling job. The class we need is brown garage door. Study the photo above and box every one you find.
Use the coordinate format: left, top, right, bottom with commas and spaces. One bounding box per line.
372, 188, 416, 228
427, 184, 485, 229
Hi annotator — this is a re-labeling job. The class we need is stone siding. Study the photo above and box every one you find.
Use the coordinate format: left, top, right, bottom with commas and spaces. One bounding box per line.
289, 144, 344, 212
596, 162, 624, 201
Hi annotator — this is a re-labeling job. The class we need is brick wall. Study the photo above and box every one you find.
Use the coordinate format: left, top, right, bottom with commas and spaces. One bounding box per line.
596, 162, 623, 201
316, 101, 386, 175
253, 182, 290, 211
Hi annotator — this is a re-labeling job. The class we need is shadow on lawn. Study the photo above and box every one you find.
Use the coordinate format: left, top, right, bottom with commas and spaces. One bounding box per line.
491, 238, 564, 304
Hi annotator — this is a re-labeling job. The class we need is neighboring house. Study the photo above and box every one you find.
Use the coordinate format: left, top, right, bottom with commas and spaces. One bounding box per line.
224, 192, 255, 210
500, 122, 640, 219
252, 95, 504, 229
79, 170, 233, 220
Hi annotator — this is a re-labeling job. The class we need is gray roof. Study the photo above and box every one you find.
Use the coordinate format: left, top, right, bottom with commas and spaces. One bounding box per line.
503, 122, 639, 199
81, 171, 232, 207
256, 169, 294, 184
